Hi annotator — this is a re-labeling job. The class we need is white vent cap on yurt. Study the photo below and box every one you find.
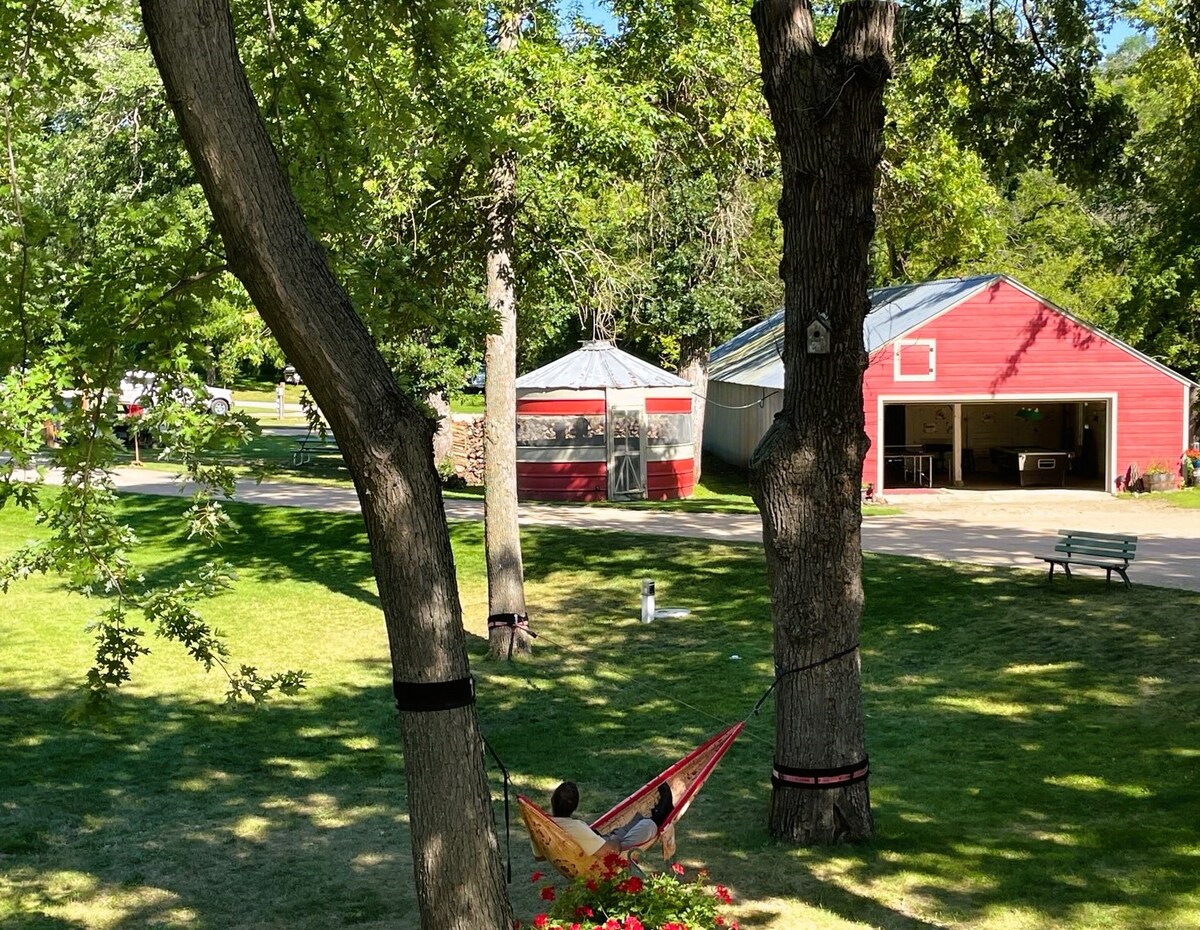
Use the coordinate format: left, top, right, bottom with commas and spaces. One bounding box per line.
516, 340, 692, 391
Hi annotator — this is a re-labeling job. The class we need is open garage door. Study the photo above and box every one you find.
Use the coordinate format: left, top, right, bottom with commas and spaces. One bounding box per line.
879, 397, 1113, 493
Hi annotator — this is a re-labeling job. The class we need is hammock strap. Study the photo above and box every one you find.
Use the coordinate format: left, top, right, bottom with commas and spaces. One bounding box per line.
487, 613, 536, 661
749, 642, 860, 718
481, 735, 512, 884
392, 676, 475, 713
772, 757, 870, 790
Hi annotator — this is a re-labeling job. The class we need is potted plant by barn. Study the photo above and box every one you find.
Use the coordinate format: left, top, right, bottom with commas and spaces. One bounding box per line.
1187, 448, 1200, 486
1144, 460, 1174, 492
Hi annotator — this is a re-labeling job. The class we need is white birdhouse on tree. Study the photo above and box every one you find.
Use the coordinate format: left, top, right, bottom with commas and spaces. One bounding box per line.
806, 316, 831, 354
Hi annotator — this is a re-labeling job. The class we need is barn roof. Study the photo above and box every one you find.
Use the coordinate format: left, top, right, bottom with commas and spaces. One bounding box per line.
516, 340, 692, 390
708, 275, 1000, 389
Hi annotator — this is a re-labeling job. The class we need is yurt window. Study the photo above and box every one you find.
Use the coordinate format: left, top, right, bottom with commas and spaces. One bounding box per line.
516, 414, 606, 447
647, 413, 692, 446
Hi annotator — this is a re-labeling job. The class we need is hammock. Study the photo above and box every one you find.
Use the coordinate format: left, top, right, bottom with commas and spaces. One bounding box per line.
518, 722, 743, 879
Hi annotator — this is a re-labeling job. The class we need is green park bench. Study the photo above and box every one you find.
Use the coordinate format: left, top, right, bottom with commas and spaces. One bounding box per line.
1040, 529, 1137, 589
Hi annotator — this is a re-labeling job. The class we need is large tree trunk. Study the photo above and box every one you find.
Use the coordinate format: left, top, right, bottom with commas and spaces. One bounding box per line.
139, 3, 512, 926
484, 10, 531, 661
749, 0, 895, 844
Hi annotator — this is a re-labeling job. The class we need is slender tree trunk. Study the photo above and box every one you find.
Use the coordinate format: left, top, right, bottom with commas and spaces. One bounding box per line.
749, 0, 895, 844
139, 3, 512, 926
678, 344, 708, 486
484, 9, 531, 660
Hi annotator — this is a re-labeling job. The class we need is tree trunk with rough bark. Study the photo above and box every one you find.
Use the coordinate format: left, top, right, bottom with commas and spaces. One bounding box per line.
484, 10, 531, 660
749, 0, 895, 845
139, 2, 512, 926
678, 345, 708, 486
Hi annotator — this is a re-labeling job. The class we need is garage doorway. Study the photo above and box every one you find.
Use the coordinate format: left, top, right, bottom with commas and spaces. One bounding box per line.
879, 397, 1112, 492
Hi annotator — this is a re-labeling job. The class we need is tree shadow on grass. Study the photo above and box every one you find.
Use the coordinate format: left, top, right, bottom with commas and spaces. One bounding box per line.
11, 503, 1200, 928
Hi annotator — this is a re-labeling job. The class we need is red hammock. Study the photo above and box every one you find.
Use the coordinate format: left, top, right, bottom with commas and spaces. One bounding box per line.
519, 722, 743, 878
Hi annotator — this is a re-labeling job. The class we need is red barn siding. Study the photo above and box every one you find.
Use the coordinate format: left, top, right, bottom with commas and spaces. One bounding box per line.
863, 279, 1190, 490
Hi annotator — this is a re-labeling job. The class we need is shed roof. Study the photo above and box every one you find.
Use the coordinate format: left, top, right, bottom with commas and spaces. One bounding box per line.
708, 275, 999, 389
517, 340, 691, 391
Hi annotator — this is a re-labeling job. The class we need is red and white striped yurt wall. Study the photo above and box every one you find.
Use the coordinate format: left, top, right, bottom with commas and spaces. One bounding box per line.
515, 387, 695, 501
644, 388, 695, 501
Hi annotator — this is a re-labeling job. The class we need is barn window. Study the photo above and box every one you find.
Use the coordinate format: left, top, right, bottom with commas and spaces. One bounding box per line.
894, 340, 936, 381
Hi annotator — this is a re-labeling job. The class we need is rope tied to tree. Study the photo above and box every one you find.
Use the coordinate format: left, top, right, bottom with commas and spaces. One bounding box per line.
487, 612, 535, 661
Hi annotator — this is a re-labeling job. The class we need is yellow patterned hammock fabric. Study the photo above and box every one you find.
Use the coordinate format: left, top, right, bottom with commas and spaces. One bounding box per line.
518, 723, 744, 879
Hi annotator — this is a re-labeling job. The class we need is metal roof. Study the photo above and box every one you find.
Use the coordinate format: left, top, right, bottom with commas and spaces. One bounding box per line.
708, 275, 1001, 388
516, 340, 692, 391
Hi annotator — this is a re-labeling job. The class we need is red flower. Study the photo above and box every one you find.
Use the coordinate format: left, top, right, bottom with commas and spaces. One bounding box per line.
605, 920, 621, 930
585, 879, 599, 892
730, 922, 739, 929
540, 885, 556, 901
615, 876, 644, 894
699, 868, 710, 879
533, 916, 548, 929
715, 918, 725, 926
530, 871, 544, 883
671, 862, 685, 876
662, 924, 687, 930
715, 884, 733, 905
622, 918, 644, 930
575, 906, 594, 918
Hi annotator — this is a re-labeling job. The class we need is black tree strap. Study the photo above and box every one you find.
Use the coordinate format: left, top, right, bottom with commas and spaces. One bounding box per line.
392, 676, 475, 713
487, 613, 533, 632
481, 735, 512, 884
772, 757, 870, 790
487, 613, 536, 661
749, 642, 860, 717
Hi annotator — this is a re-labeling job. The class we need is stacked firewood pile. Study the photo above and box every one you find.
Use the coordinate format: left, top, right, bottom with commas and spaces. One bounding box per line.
450, 414, 485, 485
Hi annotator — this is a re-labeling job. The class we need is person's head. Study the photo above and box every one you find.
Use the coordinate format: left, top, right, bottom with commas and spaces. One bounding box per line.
551, 781, 580, 818
650, 783, 674, 827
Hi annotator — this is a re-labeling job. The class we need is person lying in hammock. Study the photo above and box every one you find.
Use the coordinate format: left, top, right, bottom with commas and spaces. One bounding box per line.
606, 783, 675, 852
532, 782, 620, 861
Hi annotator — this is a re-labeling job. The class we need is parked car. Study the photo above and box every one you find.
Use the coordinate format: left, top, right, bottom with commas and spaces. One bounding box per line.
118, 370, 234, 415
463, 369, 486, 394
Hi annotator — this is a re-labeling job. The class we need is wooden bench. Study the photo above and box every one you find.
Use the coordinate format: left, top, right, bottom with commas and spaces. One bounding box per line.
1040, 530, 1137, 588
291, 431, 341, 466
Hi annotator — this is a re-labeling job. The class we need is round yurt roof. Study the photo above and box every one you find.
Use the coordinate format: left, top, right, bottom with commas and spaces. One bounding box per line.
516, 340, 691, 391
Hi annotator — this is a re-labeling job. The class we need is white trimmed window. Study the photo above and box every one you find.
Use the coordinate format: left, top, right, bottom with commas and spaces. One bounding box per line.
894, 339, 936, 381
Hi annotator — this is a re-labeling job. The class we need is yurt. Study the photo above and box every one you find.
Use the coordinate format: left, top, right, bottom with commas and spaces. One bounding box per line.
515, 340, 696, 501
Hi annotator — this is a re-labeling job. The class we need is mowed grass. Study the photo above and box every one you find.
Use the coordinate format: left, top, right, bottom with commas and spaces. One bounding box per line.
1, 496, 1198, 929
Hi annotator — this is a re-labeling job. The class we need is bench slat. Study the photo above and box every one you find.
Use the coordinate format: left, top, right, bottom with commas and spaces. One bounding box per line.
1057, 529, 1138, 543
1054, 546, 1134, 561
1056, 542, 1137, 556
1044, 557, 1130, 570
1055, 539, 1136, 554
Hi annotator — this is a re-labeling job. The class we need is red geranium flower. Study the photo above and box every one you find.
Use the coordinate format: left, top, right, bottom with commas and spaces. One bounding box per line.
530, 871, 544, 883
615, 876, 644, 894
540, 886, 556, 901
671, 862, 685, 876
533, 916, 548, 929
622, 917, 644, 930
585, 879, 599, 892
715, 884, 733, 905
575, 906, 594, 918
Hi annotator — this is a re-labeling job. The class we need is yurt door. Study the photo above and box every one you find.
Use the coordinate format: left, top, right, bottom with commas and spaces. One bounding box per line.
606, 390, 646, 501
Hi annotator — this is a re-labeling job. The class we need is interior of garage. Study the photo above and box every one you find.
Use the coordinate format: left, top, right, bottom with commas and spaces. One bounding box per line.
881, 400, 1109, 490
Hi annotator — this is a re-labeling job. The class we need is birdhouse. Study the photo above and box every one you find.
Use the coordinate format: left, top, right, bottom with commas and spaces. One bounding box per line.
806, 317, 831, 355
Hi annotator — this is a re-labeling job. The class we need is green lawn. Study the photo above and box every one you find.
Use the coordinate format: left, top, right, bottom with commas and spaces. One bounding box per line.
3, 497, 1197, 930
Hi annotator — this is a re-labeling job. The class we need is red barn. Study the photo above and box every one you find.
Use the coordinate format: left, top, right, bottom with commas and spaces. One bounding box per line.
705, 275, 1197, 493
515, 340, 695, 501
